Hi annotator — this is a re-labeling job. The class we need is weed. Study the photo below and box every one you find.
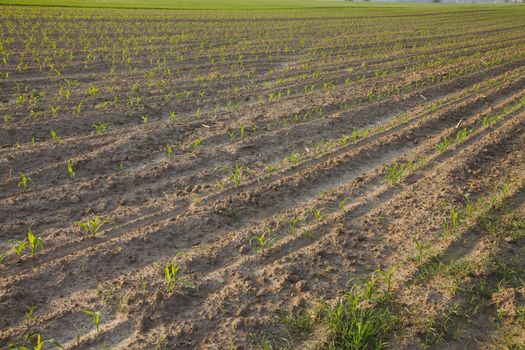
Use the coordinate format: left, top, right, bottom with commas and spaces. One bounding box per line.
325, 271, 396, 349
166, 144, 173, 158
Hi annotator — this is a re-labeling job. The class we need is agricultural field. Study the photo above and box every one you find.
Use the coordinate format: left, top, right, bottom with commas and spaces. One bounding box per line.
0, 1, 525, 349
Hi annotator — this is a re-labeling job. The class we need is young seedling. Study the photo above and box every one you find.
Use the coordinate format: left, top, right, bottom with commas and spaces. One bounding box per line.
288, 151, 301, 165
141, 115, 149, 124
413, 238, 430, 263
239, 124, 245, 139
49, 105, 60, 116
229, 163, 244, 188
24, 304, 37, 328
310, 208, 322, 224
66, 159, 75, 178
12, 239, 27, 258
166, 144, 173, 158
92, 121, 109, 135
26, 227, 44, 255
169, 111, 175, 121
265, 164, 275, 177
87, 86, 99, 96
17, 172, 34, 192
436, 136, 450, 153
50, 130, 64, 144
82, 309, 101, 333
450, 208, 461, 229
288, 217, 300, 235
164, 261, 194, 293
75, 216, 107, 238
384, 162, 411, 185
31, 334, 64, 350
338, 196, 350, 211
249, 228, 274, 252
455, 128, 470, 144
189, 138, 203, 150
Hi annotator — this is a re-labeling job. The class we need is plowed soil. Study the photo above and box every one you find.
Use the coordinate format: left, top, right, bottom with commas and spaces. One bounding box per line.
1, 4, 524, 349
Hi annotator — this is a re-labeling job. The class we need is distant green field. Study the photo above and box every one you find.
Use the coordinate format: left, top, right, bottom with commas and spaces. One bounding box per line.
0, 0, 362, 9
1, 0, 520, 11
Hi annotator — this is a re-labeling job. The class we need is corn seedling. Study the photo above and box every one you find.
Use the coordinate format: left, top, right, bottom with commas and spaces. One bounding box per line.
92, 121, 109, 134
339, 196, 350, 211
413, 238, 430, 263
239, 124, 245, 139
75, 216, 107, 238
23, 304, 39, 331
169, 111, 175, 121
351, 128, 359, 143
229, 163, 244, 188
189, 138, 203, 150
49, 105, 59, 116
442, 218, 452, 239
436, 136, 450, 152
384, 162, 411, 185
12, 239, 27, 258
141, 114, 149, 124
310, 208, 322, 224
166, 144, 173, 158
288, 217, 300, 235
26, 227, 44, 255
87, 86, 99, 96
450, 208, 461, 229
17, 172, 33, 191
265, 164, 275, 177
164, 261, 195, 293
50, 129, 64, 144
18, 334, 64, 350
482, 115, 497, 128
249, 228, 274, 252
455, 128, 471, 144
67, 159, 75, 178
82, 309, 101, 333
288, 151, 301, 165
